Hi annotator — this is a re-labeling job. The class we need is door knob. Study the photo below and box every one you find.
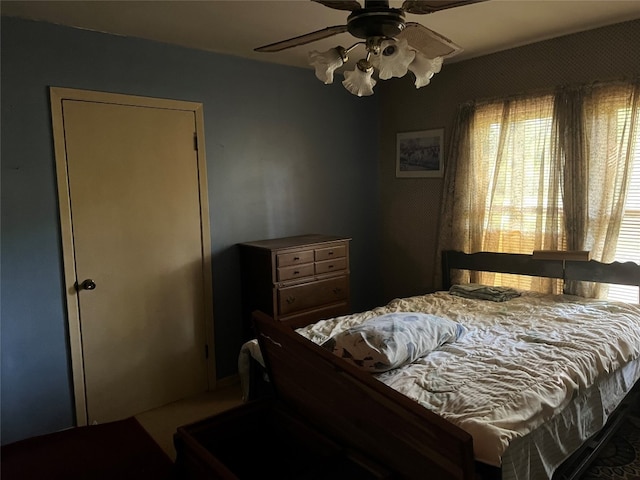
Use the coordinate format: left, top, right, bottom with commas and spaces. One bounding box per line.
79, 279, 96, 290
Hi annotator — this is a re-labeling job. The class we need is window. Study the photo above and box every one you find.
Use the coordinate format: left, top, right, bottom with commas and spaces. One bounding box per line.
471, 96, 564, 292
455, 82, 639, 300
608, 109, 640, 303
474, 98, 561, 254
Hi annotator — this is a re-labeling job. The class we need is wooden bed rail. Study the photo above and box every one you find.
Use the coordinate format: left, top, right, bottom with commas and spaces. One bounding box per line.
442, 250, 640, 292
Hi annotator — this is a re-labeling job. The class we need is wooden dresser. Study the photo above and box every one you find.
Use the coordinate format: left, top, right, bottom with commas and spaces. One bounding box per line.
238, 234, 351, 338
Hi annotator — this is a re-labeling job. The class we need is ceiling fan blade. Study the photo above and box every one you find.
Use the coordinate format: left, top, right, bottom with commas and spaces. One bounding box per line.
312, 0, 362, 11
398, 22, 462, 58
255, 25, 349, 53
402, 0, 486, 15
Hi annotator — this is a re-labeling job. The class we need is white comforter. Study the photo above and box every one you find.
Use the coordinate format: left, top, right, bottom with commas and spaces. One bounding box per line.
294, 291, 640, 467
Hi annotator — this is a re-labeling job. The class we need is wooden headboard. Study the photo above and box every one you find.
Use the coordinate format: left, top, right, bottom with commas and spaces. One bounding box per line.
441, 250, 640, 294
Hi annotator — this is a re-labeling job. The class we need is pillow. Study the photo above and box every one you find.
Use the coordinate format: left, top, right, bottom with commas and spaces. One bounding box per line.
321, 312, 464, 372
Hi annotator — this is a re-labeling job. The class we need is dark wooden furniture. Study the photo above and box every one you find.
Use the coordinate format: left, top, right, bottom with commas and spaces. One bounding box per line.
174, 310, 474, 480
238, 234, 351, 338
176, 251, 639, 480
173, 398, 393, 480
442, 250, 640, 293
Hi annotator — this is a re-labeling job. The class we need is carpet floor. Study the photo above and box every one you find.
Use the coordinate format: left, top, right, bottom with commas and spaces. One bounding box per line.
581, 402, 640, 480
1, 417, 176, 480
3, 400, 640, 479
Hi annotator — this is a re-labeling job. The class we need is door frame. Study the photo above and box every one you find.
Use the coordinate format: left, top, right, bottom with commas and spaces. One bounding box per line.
49, 87, 216, 426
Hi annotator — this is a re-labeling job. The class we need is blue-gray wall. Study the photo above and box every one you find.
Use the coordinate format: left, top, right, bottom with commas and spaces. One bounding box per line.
1, 16, 382, 445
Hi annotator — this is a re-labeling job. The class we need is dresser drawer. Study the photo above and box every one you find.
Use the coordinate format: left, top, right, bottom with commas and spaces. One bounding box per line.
277, 263, 315, 282
277, 250, 315, 267
239, 235, 351, 337
278, 276, 349, 316
315, 257, 347, 275
315, 244, 346, 262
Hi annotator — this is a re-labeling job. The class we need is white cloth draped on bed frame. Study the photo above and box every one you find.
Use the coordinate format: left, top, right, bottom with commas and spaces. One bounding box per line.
238, 290, 640, 479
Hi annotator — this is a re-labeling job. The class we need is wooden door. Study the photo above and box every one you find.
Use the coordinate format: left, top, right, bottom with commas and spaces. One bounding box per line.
50, 88, 215, 426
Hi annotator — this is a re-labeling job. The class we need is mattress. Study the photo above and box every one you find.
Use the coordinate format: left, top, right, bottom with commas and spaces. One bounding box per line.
239, 290, 640, 477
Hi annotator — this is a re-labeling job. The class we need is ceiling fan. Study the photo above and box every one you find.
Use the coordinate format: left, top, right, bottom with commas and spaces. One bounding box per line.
255, 0, 485, 96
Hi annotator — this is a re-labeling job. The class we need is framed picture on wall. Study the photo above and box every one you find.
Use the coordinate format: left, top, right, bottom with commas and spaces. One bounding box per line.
396, 128, 444, 178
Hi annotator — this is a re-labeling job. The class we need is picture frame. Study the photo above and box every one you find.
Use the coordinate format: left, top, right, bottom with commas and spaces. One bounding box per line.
396, 128, 444, 178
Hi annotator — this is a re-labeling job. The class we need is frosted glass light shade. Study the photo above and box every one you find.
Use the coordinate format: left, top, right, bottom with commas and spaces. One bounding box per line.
308, 47, 346, 84
372, 39, 416, 80
342, 61, 376, 97
408, 53, 443, 88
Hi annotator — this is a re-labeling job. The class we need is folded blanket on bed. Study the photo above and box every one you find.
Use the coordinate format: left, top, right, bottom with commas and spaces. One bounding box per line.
449, 283, 521, 302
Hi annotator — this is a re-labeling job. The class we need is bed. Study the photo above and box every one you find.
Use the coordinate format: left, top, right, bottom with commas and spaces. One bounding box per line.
240, 250, 640, 480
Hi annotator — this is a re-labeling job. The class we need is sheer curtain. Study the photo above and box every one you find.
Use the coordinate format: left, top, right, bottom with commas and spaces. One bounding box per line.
436, 80, 639, 297
566, 81, 640, 297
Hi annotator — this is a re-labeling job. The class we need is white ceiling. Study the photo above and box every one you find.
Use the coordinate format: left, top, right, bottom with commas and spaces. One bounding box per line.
2, 0, 640, 71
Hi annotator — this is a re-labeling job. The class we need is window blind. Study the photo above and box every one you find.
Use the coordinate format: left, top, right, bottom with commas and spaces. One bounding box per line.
608, 113, 640, 303
469, 86, 639, 301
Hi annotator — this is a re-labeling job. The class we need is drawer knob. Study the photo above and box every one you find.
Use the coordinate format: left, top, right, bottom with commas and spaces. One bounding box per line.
328, 250, 334, 255
294, 270, 300, 275
333, 288, 342, 294
293, 256, 300, 261
328, 264, 334, 269
286, 295, 296, 304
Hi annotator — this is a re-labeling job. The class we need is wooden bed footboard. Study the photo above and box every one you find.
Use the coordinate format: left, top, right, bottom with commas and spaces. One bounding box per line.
252, 310, 476, 480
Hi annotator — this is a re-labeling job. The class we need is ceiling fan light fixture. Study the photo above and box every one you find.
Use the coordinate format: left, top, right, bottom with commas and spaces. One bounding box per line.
256, 0, 472, 96
372, 38, 415, 80
342, 59, 376, 96
308, 46, 348, 84
346, 8, 405, 39
408, 53, 443, 88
